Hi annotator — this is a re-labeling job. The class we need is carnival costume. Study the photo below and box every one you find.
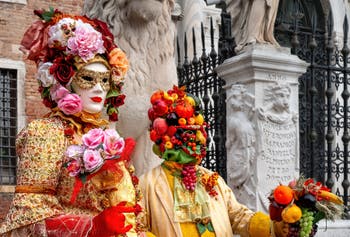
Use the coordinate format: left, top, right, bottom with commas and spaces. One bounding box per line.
139, 86, 276, 237
0, 8, 148, 237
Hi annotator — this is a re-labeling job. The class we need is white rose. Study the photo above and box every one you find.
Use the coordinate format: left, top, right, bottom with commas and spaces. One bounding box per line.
48, 18, 76, 47
37, 62, 55, 87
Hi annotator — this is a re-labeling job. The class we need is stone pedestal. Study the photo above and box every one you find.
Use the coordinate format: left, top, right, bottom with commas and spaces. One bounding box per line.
216, 44, 308, 212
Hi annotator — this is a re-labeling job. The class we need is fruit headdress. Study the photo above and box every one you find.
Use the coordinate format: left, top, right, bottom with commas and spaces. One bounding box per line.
148, 86, 208, 165
20, 7, 128, 121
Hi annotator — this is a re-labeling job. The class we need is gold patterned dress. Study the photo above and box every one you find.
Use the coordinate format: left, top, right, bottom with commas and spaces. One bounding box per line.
0, 115, 143, 237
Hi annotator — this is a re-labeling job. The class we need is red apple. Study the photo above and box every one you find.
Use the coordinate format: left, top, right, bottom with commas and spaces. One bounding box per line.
148, 108, 156, 121
175, 101, 194, 119
167, 126, 177, 137
269, 201, 284, 221
153, 118, 168, 135
153, 99, 169, 116
150, 129, 159, 142
150, 91, 163, 104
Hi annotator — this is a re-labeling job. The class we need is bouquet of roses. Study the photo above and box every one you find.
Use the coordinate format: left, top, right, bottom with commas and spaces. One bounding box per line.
64, 128, 125, 179
269, 177, 344, 237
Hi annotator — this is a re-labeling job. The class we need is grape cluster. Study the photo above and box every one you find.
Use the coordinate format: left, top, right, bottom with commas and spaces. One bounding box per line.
287, 209, 318, 237
287, 223, 300, 237
299, 208, 314, 237
182, 165, 197, 191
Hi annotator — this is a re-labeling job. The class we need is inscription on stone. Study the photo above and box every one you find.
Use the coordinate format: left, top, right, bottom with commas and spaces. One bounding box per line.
267, 73, 287, 82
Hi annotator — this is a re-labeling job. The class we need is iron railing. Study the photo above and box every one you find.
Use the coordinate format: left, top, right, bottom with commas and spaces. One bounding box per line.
177, 12, 233, 180
274, 0, 350, 218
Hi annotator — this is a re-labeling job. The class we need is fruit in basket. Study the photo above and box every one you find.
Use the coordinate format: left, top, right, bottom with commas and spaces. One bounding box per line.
269, 200, 284, 221
273, 185, 294, 205
281, 204, 302, 223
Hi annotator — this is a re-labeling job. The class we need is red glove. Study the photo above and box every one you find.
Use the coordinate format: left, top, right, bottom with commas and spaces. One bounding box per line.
88, 203, 134, 237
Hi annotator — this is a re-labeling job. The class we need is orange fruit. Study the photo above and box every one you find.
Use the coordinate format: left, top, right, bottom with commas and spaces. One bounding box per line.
178, 118, 187, 125
273, 185, 294, 205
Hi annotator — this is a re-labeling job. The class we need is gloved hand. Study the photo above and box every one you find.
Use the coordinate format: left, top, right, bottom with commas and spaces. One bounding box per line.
88, 203, 134, 237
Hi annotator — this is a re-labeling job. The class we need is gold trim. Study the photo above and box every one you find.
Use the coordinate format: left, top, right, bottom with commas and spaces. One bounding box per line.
0, 185, 15, 193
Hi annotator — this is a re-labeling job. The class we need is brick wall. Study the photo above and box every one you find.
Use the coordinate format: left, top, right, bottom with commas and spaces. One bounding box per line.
0, 0, 83, 224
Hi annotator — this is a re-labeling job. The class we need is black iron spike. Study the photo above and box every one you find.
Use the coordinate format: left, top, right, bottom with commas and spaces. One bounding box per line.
201, 22, 207, 59
210, 17, 217, 58
344, 15, 348, 45
192, 27, 197, 60
184, 32, 189, 66
176, 36, 181, 66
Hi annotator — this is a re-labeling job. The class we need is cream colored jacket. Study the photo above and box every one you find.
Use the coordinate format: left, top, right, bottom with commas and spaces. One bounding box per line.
139, 165, 255, 237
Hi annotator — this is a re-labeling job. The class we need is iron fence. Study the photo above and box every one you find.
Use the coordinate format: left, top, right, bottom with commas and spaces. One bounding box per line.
275, 0, 350, 218
177, 12, 233, 180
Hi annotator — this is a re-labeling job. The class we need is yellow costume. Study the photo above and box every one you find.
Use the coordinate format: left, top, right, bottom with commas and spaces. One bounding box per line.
140, 165, 271, 237
0, 8, 145, 237
0, 115, 142, 237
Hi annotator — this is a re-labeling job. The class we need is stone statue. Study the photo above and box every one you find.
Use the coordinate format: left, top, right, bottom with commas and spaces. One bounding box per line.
83, 0, 179, 175
225, 0, 280, 52
226, 84, 257, 210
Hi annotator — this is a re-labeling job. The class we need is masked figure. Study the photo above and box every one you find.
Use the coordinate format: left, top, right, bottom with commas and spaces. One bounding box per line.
139, 86, 292, 237
0, 9, 151, 237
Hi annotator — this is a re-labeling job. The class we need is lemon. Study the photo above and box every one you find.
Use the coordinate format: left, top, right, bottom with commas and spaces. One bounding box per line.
281, 204, 302, 223
194, 114, 204, 125
184, 96, 196, 106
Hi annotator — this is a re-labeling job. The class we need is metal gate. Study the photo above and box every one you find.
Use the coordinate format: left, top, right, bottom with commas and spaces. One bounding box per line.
177, 10, 234, 180
274, 0, 349, 218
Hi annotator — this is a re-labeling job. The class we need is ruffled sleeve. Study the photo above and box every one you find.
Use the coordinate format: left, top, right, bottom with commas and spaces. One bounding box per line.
0, 118, 67, 234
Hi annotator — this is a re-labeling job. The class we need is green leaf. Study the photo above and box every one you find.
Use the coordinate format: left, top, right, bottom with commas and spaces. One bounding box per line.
106, 89, 120, 99
42, 7, 55, 22
80, 174, 87, 184
196, 223, 206, 235
42, 87, 50, 97
313, 211, 326, 224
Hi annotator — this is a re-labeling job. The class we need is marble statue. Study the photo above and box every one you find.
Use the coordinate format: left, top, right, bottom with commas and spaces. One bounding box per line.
225, 0, 280, 52
83, 0, 180, 175
226, 84, 257, 210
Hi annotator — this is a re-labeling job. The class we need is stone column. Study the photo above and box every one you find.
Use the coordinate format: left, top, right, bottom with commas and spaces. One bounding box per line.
216, 44, 308, 212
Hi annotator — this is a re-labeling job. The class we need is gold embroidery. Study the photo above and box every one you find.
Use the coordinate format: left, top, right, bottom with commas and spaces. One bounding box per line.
73, 68, 111, 91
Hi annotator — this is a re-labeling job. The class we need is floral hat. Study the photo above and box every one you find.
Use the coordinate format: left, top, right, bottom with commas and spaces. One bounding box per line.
148, 85, 208, 165
20, 7, 128, 121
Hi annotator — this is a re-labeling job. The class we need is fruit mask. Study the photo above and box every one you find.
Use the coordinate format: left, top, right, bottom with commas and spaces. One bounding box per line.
148, 86, 208, 165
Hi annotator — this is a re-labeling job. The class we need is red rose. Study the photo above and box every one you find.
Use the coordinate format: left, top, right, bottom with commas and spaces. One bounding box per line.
50, 58, 75, 85
109, 112, 119, 122
42, 98, 55, 108
20, 20, 50, 64
93, 19, 116, 52
110, 94, 126, 107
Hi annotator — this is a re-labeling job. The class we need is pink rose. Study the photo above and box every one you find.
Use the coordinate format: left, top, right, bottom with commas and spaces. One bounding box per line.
50, 84, 69, 102
67, 23, 105, 61
83, 149, 103, 172
65, 145, 84, 158
103, 129, 125, 159
57, 93, 82, 115
67, 158, 81, 177
82, 128, 105, 149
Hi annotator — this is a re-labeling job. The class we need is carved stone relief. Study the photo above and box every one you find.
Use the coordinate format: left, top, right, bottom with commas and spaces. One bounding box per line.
226, 84, 257, 210
257, 83, 298, 210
